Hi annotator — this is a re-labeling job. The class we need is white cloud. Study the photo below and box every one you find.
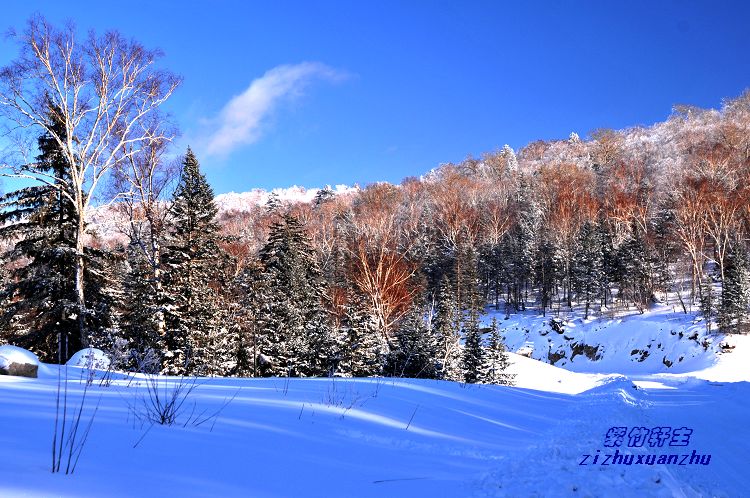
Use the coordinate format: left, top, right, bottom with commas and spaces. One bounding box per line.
204, 62, 347, 157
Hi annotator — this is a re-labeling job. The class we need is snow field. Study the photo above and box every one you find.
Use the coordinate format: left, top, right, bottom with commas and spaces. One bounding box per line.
1, 346, 748, 497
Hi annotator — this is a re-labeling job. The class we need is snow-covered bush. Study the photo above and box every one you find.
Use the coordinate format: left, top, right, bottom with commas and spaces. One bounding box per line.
67, 348, 112, 371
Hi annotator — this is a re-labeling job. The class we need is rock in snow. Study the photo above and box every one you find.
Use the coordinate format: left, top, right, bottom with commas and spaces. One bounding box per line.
66, 348, 111, 370
0, 345, 40, 378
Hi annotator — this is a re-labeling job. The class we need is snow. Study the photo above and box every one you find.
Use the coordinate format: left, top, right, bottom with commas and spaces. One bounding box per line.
214, 184, 359, 214
506, 352, 611, 394
1, 309, 747, 496
486, 305, 730, 377
1, 345, 748, 496
66, 348, 111, 370
0, 345, 39, 369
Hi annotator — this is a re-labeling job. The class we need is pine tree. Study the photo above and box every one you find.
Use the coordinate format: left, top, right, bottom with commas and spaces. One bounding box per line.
256, 213, 335, 377
461, 307, 483, 384
0, 105, 115, 362
572, 220, 604, 318
230, 259, 266, 377
121, 247, 163, 368
616, 224, 653, 312
719, 243, 750, 334
162, 148, 227, 375
456, 245, 484, 324
265, 192, 282, 213
313, 185, 335, 208
699, 279, 716, 335
597, 220, 617, 309
509, 178, 539, 311
535, 238, 562, 316
338, 291, 386, 377
432, 275, 462, 380
385, 310, 437, 378
482, 317, 514, 385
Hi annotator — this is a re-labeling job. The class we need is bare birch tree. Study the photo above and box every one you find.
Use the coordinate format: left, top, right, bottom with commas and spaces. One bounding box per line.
0, 16, 180, 346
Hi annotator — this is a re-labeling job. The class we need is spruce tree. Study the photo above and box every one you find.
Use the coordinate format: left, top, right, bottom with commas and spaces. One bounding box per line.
256, 213, 335, 377
509, 178, 539, 311
121, 247, 163, 368
461, 307, 484, 384
313, 185, 335, 208
338, 291, 386, 377
162, 148, 227, 375
482, 317, 514, 385
385, 310, 437, 378
572, 220, 604, 318
0, 105, 115, 362
719, 243, 750, 334
616, 225, 652, 311
699, 279, 716, 335
433, 275, 462, 380
535, 238, 562, 316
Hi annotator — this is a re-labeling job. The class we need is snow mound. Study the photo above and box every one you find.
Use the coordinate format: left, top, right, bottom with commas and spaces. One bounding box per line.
0, 345, 39, 369
507, 352, 612, 394
66, 348, 111, 370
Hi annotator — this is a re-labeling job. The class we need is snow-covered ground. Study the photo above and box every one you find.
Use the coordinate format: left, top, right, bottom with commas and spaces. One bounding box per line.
1, 312, 748, 497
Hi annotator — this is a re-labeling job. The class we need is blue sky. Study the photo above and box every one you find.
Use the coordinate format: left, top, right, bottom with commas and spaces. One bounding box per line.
1, 1, 749, 194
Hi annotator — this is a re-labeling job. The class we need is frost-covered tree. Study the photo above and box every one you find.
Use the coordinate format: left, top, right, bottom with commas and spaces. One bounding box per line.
501, 144, 518, 173
338, 291, 386, 377
0, 106, 118, 362
0, 17, 179, 349
161, 149, 227, 375
385, 310, 437, 378
572, 220, 604, 318
120, 248, 163, 369
432, 275, 462, 380
256, 213, 335, 377
313, 185, 336, 208
719, 243, 750, 334
461, 307, 484, 384
482, 317, 514, 385
616, 225, 654, 311
508, 178, 540, 311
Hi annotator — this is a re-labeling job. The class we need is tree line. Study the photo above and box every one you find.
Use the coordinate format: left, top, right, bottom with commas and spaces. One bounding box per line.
1, 17, 748, 382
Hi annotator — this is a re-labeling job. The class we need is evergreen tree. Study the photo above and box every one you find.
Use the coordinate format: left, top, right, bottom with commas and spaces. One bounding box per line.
456, 245, 484, 324
572, 220, 604, 318
0, 105, 115, 362
385, 310, 437, 378
616, 225, 653, 311
482, 317, 515, 385
651, 203, 678, 301
597, 220, 617, 309
120, 247, 163, 368
461, 307, 483, 384
535, 238, 563, 316
699, 279, 716, 335
162, 148, 227, 375
509, 178, 539, 311
313, 185, 335, 208
432, 275, 462, 380
265, 192, 282, 213
338, 291, 386, 377
229, 260, 267, 377
256, 213, 335, 377
719, 243, 750, 334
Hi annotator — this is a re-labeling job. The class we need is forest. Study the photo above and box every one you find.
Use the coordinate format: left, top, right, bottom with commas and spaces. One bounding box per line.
1, 18, 749, 384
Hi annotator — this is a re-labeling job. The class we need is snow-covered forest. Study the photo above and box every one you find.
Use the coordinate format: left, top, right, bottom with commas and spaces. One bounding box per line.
0, 18, 749, 384
1, 13, 749, 498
